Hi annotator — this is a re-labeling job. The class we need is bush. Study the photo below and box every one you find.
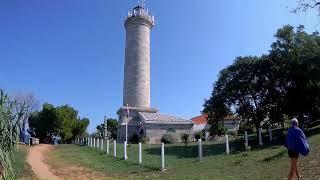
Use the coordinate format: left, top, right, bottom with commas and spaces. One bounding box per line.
180, 133, 189, 146
161, 134, 176, 144
140, 135, 149, 144
238, 122, 255, 134
194, 132, 202, 140
209, 121, 226, 137
129, 134, 139, 144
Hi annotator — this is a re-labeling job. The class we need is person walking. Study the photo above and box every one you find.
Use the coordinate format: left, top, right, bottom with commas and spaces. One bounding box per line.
285, 118, 309, 180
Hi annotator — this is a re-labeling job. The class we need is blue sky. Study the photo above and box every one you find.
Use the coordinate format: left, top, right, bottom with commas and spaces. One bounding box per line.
0, 0, 319, 133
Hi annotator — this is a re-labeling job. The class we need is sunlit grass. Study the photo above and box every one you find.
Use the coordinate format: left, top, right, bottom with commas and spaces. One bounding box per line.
46, 132, 320, 180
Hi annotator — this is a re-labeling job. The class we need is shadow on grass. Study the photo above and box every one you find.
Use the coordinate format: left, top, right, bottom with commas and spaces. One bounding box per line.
262, 149, 287, 162
84, 147, 161, 172
144, 130, 288, 159
144, 142, 244, 158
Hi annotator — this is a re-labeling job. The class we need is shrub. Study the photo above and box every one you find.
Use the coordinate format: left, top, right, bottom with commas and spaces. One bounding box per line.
209, 121, 226, 137
180, 133, 189, 146
140, 135, 149, 144
129, 134, 139, 144
161, 134, 175, 144
195, 131, 207, 141
194, 131, 202, 140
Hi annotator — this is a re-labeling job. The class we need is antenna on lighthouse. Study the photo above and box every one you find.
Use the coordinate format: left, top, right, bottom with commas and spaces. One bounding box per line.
137, 0, 146, 8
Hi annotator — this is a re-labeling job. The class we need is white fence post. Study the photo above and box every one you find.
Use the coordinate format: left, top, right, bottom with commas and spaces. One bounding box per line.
138, 142, 142, 164
161, 143, 165, 172
101, 139, 104, 151
94, 138, 96, 148
124, 141, 128, 160
245, 131, 249, 148
114, 140, 117, 158
107, 140, 109, 155
269, 126, 272, 142
225, 135, 230, 155
198, 139, 202, 162
97, 139, 100, 149
259, 128, 263, 146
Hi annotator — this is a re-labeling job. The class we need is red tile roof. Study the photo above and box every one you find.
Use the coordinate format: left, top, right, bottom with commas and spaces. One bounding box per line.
191, 114, 208, 125
191, 114, 239, 124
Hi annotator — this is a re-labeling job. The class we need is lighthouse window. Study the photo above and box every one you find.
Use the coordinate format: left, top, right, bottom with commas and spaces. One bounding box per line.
167, 128, 176, 133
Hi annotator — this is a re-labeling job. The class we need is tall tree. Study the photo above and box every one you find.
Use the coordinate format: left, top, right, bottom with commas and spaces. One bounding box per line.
28, 103, 59, 143
56, 105, 89, 143
204, 25, 320, 142
203, 56, 277, 139
269, 25, 320, 125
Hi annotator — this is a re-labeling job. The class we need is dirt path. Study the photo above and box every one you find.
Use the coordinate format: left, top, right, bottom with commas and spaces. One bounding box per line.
26, 144, 59, 180
26, 144, 110, 180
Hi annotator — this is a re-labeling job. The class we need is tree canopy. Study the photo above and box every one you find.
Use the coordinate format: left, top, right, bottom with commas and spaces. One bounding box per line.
28, 103, 89, 143
203, 25, 320, 140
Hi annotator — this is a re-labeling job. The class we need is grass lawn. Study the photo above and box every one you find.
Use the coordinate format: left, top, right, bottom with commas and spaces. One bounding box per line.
12, 145, 36, 180
47, 131, 320, 180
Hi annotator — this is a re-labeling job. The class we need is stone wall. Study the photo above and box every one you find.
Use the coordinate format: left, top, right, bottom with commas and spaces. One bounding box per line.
145, 124, 193, 144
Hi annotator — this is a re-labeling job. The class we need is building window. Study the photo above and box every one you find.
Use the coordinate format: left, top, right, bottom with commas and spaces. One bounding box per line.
167, 128, 176, 133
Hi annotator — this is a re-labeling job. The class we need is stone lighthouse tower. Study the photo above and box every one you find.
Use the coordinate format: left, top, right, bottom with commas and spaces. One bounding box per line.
123, 5, 154, 108
117, 5, 193, 143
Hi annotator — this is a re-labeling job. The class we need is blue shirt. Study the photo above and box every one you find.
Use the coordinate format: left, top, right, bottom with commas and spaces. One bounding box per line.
285, 126, 309, 156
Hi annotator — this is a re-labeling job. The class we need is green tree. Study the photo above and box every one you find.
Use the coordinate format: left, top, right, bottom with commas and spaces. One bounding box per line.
56, 105, 89, 143
28, 103, 59, 143
94, 118, 117, 139
203, 25, 320, 142
28, 104, 90, 143
204, 56, 275, 139
269, 25, 320, 124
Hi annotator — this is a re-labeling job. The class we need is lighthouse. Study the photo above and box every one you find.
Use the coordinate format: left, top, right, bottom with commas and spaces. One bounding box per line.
117, 5, 193, 144
123, 5, 154, 108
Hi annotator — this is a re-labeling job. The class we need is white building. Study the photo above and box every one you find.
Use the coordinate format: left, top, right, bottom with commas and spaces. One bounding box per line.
191, 114, 241, 133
